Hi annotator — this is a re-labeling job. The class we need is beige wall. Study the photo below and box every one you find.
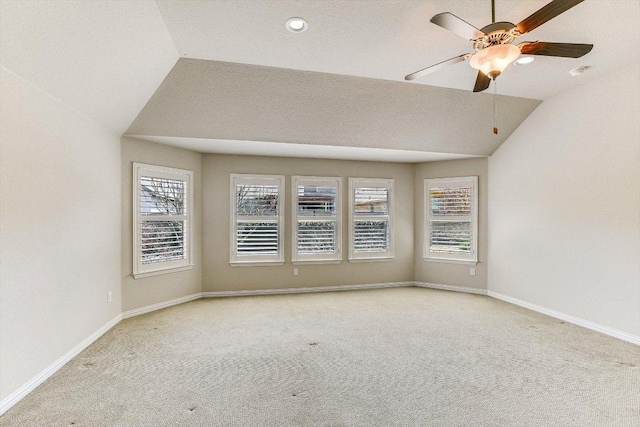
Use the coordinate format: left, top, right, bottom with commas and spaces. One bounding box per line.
414, 158, 489, 290
0, 67, 121, 401
202, 154, 415, 291
488, 63, 640, 337
121, 137, 202, 312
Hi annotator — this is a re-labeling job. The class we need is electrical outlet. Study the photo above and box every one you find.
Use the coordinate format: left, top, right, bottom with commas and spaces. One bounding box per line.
469, 268, 476, 276
293, 268, 299, 276
107, 291, 112, 303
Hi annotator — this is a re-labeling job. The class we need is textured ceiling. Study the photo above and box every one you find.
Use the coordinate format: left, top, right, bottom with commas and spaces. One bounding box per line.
126, 59, 541, 156
3, 0, 635, 160
0, 0, 178, 135
155, 0, 639, 100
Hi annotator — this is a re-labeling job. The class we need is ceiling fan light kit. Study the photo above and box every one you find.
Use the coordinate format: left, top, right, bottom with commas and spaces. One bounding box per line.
404, 0, 593, 133
469, 43, 521, 79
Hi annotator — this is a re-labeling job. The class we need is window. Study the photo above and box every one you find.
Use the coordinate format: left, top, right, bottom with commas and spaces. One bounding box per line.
133, 163, 193, 278
424, 176, 478, 263
348, 178, 394, 261
292, 176, 342, 263
230, 174, 285, 265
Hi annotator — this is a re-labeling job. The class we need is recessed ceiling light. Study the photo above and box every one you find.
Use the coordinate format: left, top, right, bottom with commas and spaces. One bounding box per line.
514, 56, 535, 66
286, 17, 307, 33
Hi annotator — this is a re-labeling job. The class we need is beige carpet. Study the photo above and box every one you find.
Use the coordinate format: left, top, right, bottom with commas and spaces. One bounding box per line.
2, 287, 639, 426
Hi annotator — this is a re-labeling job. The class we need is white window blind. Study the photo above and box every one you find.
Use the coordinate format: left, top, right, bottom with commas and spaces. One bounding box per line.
292, 177, 342, 263
133, 163, 193, 278
349, 178, 394, 260
230, 174, 285, 265
425, 176, 478, 263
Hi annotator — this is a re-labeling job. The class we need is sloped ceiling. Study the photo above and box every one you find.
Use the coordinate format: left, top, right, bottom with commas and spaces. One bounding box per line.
155, 0, 640, 100
127, 58, 540, 157
3, 1, 637, 160
0, 0, 178, 135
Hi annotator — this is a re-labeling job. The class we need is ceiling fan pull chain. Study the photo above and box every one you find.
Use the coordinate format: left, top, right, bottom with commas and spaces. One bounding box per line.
493, 79, 498, 135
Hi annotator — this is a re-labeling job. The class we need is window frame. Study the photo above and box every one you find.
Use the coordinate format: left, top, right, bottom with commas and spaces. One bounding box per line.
132, 162, 194, 279
229, 173, 285, 266
424, 176, 478, 264
291, 176, 343, 264
348, 178, 395, 262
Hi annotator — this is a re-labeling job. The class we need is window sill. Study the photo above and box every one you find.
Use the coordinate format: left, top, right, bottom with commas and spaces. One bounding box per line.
133, 264, 194, 279
292, 259, 342, 265
229, 261, 285, 267
423, 258, 478, 266
348, 257, 394, 263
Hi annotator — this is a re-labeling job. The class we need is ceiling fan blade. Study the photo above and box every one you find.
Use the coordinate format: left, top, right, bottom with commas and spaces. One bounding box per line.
405, 54, 471, 81
473, 71, 491, 93
519, 41, 593, 58
516, 0, 584, 34
430, 13, 484, 40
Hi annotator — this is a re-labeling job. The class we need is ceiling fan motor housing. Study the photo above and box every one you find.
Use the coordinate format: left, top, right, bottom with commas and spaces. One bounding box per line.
473, 22, 517, 51
405, 0, 594, 95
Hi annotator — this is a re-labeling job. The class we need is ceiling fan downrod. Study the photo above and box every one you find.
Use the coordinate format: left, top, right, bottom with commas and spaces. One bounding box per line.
491, 0, 496, 24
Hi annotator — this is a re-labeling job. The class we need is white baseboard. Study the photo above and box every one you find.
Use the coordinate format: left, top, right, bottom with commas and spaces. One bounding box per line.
415, 282, 487, 295
122, 293, 202, 319
202, 282, 415, 298
487, 291, 640, 346
0, 314, 122, 416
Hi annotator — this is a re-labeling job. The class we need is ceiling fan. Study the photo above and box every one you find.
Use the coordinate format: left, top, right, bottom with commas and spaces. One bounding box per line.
405, 0, 594, 94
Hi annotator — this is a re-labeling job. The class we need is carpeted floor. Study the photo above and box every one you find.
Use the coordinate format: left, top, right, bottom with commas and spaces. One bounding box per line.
2, 287, 639, 426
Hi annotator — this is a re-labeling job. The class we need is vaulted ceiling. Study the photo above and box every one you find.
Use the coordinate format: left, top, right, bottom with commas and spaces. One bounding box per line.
127, 58, 540, 158
0, 0, 178, 135
2, 0, 638, 161
155, 0, 639, 100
